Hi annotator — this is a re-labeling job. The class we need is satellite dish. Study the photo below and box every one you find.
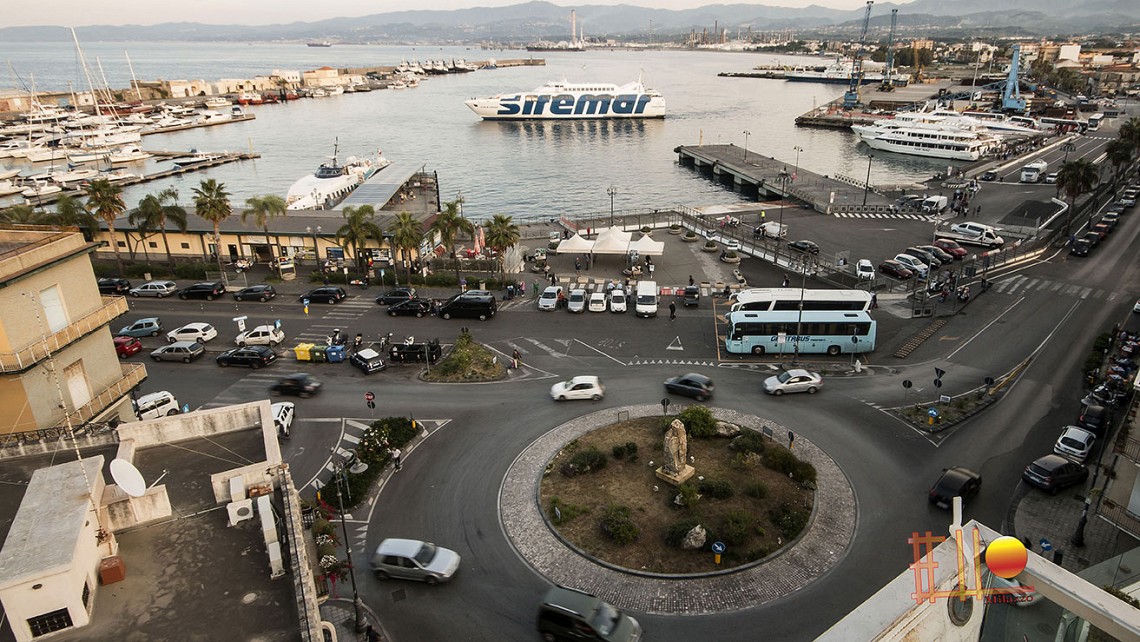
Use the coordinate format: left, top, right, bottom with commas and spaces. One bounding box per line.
110, 459, 147, 498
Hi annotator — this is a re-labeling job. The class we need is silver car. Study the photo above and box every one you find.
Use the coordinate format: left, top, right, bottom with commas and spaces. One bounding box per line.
149, 341, 205, 364
763, 369, 823, 395
129, 280, 178, 297
370, 538, 460, 585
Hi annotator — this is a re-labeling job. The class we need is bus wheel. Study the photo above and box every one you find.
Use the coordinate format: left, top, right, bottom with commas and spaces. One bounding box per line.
751, 346, 765, 355
827, 345, 841, 356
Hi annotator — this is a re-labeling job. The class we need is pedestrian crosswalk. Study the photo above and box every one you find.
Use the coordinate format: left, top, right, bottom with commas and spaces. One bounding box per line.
832, 212, 935, 221
991, 274, 1100, 299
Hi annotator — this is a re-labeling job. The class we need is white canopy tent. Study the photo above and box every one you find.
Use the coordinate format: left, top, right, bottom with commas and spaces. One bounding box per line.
554, 227, 665, 256
627, 235, 665, 256
553, 233, 594, 254
590, 227, 633, 255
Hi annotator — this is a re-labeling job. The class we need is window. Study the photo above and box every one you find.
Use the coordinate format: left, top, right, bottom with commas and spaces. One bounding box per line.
63, 360, 91, 410
28, 608, 73, 637
38, 285, 68, 333
117, 241, 126, 248
180, 242, 190, 249
148, 241, 157, 248
82, 582, 90, 608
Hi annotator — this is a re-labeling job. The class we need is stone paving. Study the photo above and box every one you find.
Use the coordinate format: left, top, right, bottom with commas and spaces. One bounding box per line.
499, 403, 856, 615
1011, 482, 1130, 575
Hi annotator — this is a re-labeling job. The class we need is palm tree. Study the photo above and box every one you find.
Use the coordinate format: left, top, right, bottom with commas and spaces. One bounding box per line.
1056, 158, 1100, 241
429, 197, 473, 285
84, 178, 128, 276
1119, 116, 1140, 154
483, 214, 520, 283
0, 204, 46, 225
49, 194, 98, 240
193, 179, 232, 273
135, 188, 188, 266
243, 195, 287, 259
389, 211, 424, 284
128, 205, 156, 264
1105, 139, 1133, 188
335, 205, 384, 272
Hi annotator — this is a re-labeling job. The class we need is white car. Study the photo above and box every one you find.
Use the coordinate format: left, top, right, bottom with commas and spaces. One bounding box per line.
1134, 298, 1140, 313
1054, 426, 1095, 462
855, 259, 875, 280
893, 253, 929, 278
588, 291, 608, 312
550, 375, 605, 401
1044, 172, 1059, 184
166, 322, 218, 344
609, 289, 627, 313
763, 369, 823, 395
370, 538, 461, 584
128, 280, 178, 297
538, 286, 562, 311
566, 289, 587, 313
235, 324, 285, 347
272, 401, 294, 437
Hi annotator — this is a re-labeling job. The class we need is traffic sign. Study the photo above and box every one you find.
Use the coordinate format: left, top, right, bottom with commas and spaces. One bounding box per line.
902, 380, 912, 389
927, 408, 939, 418
1039, 538, 1052, 552
711, 541, 726, 554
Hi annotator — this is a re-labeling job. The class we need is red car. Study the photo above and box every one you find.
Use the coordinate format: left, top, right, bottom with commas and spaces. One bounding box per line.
879, 259, 914, 280
114, 335, 142, 359
932, 239, 968, 259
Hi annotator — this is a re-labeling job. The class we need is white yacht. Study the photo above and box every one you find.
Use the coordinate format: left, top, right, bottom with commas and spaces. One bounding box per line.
465, 76, 666, 120
108, 145, 152, 164
285, 143, 390, 211
852, 123, 996, 161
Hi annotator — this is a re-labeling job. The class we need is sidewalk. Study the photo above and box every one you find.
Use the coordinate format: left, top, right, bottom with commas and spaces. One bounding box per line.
320, 598, 388, 642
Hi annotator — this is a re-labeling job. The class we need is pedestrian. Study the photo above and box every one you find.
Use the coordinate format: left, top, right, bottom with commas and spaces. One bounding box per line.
532, 280, 538, 296
761, 210, 766, 223
322, 275, 330, 287
975, 205, 981, 216
518, 280, 525, 296
549, 273, 555, 286
585, 256, 590, 271
366, 624, 381, 642
782, 275, 790, 287
391, 447, 402, 471
688, 275, 694, 286
512, 348, 521, 369
871, 293, 878, 309
575, 258, 581, 271
669, 301, 676, 320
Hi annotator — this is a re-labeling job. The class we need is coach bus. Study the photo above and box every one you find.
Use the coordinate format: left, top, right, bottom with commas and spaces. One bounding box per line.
730, 288, 874, 313
724, 310, 877, 356
1086, 113, 1104, 131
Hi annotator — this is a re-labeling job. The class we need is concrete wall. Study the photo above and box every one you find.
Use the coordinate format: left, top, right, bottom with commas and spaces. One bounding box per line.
116, 401, 266, 448
102, 484, 172, 532
210, 464, 278, 505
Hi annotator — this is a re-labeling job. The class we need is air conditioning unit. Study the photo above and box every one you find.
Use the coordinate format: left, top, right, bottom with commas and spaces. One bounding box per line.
227, 499, 254, 526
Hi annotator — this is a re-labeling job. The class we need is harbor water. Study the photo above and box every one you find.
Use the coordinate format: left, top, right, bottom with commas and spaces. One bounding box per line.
0, 42, 954, 219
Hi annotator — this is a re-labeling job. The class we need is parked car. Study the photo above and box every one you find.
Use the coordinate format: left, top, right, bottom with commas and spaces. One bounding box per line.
150, 341, 205, 363
349, 348, 387, 374
438, 292, 496, 320
375, 288, 418, 306
904, 246, 944, 269
177, 281, 226, 300
389, 340, 442, 364
1090, 222, 1112, 238
270, 373, 322, 397
97, 277, 131, 295
370, 538, 460, 585
538, 286, 563, 311
129, 280, 178, 298
1054, 426, 1095, 462
855, 259, 875, 280
892, 253, 929, 278
1044, 172, 1059, 184
609, 289, 627, 313
1069, 238, 1091, 256
114, 335, 142, 359
928, 467, 981, 509
166, 322, 218, 344
879, 259, 914, 280
763, 369, 823, 395
1100, 213, 1120, 230
233, 284, 277, 302
1082, 384, 1124, 408
932, 239, 968, 259
683, 285, 701, 306
1082, 231, 1101, 248
235, 325, 284, 347
550, 375, 605, 401
566, 289, 587, 313
537, 585, 642, 642
387, 298, 433, 317
134, 390, 180, 420
216, 345, 277, 368
664, 373, 715, 401
1022, 454, 1088, 494
788, 239, 820, 254
118, 317, 163, 337
301, 287, 346, 304
916, 245, 954, 266
588, 291, 608, 312
272, 402, 294, 438
1077, 403, 1112, 436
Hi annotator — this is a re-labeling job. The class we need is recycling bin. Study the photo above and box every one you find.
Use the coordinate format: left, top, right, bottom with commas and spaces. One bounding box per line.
326, 345, 346, 363
310, 345, 327, 363
293, 343, 314, 362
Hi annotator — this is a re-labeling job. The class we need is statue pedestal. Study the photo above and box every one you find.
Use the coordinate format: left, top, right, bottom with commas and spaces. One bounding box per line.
655, 465, 695, 487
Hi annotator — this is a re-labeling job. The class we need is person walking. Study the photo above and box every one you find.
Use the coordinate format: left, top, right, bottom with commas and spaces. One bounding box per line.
533, 279, 539, 296
688, 275, 694, 286
669, 301, 677, 320
782, 275, 790, 287
391, 447, 402, 471
870, 293, 878, 309
512, 348, 521, 369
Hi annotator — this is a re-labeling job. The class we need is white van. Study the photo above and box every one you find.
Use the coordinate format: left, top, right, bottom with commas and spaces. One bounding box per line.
921, 195, 949, 213
635, 281, 658, 318
134, 391, 180, 421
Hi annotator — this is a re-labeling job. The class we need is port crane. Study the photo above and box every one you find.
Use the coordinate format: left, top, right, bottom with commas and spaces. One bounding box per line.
842, 1, 874, 109
1001, 44, 1027, 113
878, 9, 898, 92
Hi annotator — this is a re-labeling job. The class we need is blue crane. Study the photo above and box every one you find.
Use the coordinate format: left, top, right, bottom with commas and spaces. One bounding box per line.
879, 9, 898, 92
1002, 44, 1027, 113
842, 1, 875, 109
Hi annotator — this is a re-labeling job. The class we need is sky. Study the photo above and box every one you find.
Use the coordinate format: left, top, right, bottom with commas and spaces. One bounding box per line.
6, 1, 881, 27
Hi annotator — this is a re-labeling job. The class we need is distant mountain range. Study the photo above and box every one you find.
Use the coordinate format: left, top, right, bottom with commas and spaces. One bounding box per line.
2, 0, 1137, 43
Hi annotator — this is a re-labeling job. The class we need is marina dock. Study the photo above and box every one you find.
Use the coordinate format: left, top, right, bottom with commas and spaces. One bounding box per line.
794, 80, 955, 130
144, 112, 256, 134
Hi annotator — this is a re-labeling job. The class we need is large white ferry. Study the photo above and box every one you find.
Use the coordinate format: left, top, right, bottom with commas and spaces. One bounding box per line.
852, 123, 996, 161
285, 143, 390, 210
464, 77, 665, 120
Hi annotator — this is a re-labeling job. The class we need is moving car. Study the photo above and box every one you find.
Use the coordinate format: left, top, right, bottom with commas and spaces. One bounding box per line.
683, 285, 701, 307
119, 317, 163, 337
129, 280, 178, 298
879, 259, 914, 280
233, 284, 277, 302
270, 373, 322, 397
588, 291, 608, 313
932, 239, 967, 259
177, 281, 226, 300
1044, 172, 1059, 184
166, 322, 218, 344
664, 373, 715, 401
301, 286, 346, 304
550, 375, 605, 401
349, 348, 387, 374
150, 341, 205, 363
235, 325, 284, 347
537, 585, 642, 642
1054, 426, 1095, 462
375, 288, 418, 306
566, 289, 587, 313
538, 286, 563, 311
1022, 454, 1088, 494
370, 538, 461, 585
216, 345, 277, 368
438, 292, 497, 320
272, 402, 294, 438
928, 467, 981, 509
387, 298, 433, 317
114, 335, 142, 359
609, 289, 627, 313
763, 369, 823, 395
979, 171, 998, 182
134, 390, 180, 420
855, 259, 875, 280
97, 278, 131, 295
788, 239, 820, 255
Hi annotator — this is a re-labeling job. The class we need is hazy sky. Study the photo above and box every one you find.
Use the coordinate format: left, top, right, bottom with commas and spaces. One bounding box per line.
8, 1, 879, 27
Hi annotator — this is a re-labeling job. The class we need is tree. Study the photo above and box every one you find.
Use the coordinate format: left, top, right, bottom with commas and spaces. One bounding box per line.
134, 188, 188, 266
483, 214, 520, 282
49, 194, 98, 240
193, 179, 232, 274
389, 211, 424, 285
0, 204, 45, 225
335, 205, 384, 272
429, 197, 473, 285
1119, 116, 1140, 154
1056, 159, 1100, 240
128, 205, 156, 264
1104, 139, 1133, 188
243, 194, 287, 259
84, 178, 127, 276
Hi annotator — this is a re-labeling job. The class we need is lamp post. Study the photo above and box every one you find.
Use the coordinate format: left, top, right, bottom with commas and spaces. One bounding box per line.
793, 145, 803, 183
1057, 141, 1076, 197
793, 255, 809, 365
331, 455, 367, 633
742, 130, 751, 162
1070, 496, 1091, 547
306, 225, 322, 264
607, 185, 617, 228
776, 167, 790, 232
862, 154, 873, 207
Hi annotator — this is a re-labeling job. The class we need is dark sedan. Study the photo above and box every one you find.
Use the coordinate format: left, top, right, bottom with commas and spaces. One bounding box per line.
1022, 454, 1088, 494
979, 170, 998, 181
233, 284, 277, 302
301, 287, 347, 304
216, 346, 277, 368
375, 288, 418, 306
98, 277, 131, 295
916, 245, 954, 265
879, 259, 914, 280
1069, 238, 1091, 256
177, 281, 226, 300
1082, 231, 1101, 248
928, 467, 981, 509
270, 373, 322, 397
387, 298, 433, 317
788, 240, 820, 255
663, 373, 715, 401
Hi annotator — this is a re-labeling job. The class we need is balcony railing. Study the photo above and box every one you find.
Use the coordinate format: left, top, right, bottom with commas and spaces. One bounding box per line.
1114, 432, 1140, 463
1098, 499, 1140, 541
0, 296, 129, 373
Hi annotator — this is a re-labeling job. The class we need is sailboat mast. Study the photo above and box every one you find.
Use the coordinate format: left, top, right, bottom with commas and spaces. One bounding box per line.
70, 27, 103, 117
125, 51, 142, 100
96, 57, 116, 108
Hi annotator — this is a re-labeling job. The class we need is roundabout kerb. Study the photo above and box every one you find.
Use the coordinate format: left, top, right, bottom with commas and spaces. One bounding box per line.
499, 403, 857, 615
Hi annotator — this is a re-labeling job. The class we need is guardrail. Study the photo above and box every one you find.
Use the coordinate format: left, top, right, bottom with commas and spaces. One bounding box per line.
0, 296, 129, 373
1099, 500, 1140, 541
50, 362, 147, 431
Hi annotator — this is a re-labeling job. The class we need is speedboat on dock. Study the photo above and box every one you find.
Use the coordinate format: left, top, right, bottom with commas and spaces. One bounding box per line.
285, 142, 390, 210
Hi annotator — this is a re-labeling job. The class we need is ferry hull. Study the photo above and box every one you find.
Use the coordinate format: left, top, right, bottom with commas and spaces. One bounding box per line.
465, 96, 665, 120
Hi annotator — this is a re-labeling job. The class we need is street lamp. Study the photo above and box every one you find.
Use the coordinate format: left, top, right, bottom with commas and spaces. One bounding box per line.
742, 130, 751, 162
776, 167, 790, 232
607, 185, 617, 228
862, 154, 873, 207
330, 454, 368, 633
306, 225, 322, 264
792, 255, 809, 365
793, 145, 803, 183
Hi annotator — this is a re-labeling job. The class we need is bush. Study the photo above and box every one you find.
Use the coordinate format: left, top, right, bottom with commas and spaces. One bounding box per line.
356, 417, 415, 467
704, 240, 718, 248
729, 431, 766, 455
1092, 333, 1113, 353
172, 263, 211, 280
675, 482, 700, 508
612, 443, 627, 459
641, 226, 652, 233
744, 481, 769, 499
312, 517, 336, 539
562, 447, 607, 476
724, 251, 738, 259
698, 479, 735, 499
669, 224, 682, 230
624, 441, 638, 461
763, 448, 817, 484
599, 504, 640, 545
665, 518, 701, 547
720, 510, 752, 546
770, 502, 810, 540
674, 404, 717, 439
548, 497, 589, 525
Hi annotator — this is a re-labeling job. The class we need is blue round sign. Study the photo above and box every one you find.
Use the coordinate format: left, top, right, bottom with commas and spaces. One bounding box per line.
1039, 538, 1052, 552
711, 541, 726, 554
927, 408, 939, 418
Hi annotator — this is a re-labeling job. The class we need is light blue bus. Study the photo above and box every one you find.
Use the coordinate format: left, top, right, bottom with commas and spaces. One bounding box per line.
725, 310, 877, 356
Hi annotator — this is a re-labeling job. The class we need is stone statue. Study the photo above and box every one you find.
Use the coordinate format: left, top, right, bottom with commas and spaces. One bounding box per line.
656, 419, 695, 486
